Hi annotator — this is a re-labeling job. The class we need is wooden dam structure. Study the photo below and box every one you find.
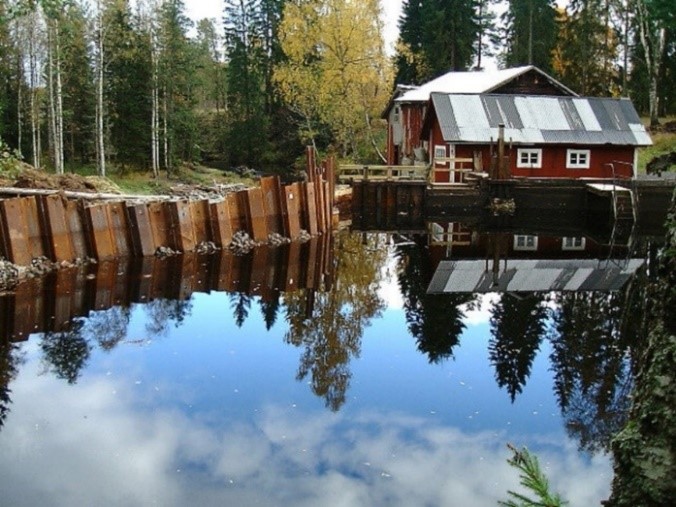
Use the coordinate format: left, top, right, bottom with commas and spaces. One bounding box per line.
0, 160, 336, 267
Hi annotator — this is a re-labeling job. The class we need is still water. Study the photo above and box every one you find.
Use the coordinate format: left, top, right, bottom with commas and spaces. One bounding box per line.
0, 226, 653, 506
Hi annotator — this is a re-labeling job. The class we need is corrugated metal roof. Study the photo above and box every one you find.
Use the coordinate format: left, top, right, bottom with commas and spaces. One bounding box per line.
427, 259, 644, 294
430, 93, 651, 146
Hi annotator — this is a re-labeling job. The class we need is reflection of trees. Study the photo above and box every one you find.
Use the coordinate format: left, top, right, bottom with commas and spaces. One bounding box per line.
548, 275, 649, 453
85, 306, 131, 350
259, 294, 281, 331
396, 236, 477, 363
40, 320, 91, 384
144, 298, 194, 338
489, 293, 548, 402
285, 232, 387, 411
230, 293, 252, 328
0, 340, 23, 430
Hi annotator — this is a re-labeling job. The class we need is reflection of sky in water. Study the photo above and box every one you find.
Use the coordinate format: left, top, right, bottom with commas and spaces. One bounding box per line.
0, 288, 611, 506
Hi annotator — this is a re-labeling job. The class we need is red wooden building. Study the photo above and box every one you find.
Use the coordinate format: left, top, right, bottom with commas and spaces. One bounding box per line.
421, 93, 652, 182
383, 66, 577, 166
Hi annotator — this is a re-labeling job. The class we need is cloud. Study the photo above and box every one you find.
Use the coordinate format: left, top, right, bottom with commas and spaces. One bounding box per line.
0, 363, 611, 507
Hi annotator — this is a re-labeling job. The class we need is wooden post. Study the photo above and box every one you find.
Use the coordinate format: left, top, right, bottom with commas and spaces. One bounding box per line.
304, 182, 318, 236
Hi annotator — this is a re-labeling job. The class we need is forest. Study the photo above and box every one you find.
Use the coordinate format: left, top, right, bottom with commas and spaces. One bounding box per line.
0, 0, 674, 179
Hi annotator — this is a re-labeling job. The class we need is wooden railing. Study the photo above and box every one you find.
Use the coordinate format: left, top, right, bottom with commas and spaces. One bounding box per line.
338, 164, 428, 182
429, 157, 487, 186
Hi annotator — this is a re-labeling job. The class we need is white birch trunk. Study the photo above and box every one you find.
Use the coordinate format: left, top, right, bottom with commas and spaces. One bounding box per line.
96, 0, 106, 177
636, 0, 666, 126
54, 20, 64, 174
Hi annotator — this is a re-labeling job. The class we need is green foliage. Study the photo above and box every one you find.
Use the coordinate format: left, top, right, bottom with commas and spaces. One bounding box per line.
501, 0, 558, 72
0, 137, 23, 175
500, 444, 567, 507
395, 0, 480, 85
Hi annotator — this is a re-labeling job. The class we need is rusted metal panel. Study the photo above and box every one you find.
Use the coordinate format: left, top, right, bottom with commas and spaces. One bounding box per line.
246, 187, 268, 242
126, 204, 156, 257
85, 204, 117, 260
167, 200, 196, 252
324, 181, 332, 233
64, 201, 88, 259
315, 179, 326, 233
260, 176, 283, 235
40, 194, 75, 262
209, 200, 233, 247
148, 202, 171, 249
283, 183, 302, 240
190, 200, 211, 245
304, 183, 319, 236
108, 202, 132, 257
227, 192, 244, 233
0, 198, 31, 265
22, 197, 46, 260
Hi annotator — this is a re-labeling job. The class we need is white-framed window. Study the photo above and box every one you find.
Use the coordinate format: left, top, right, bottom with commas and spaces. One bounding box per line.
513, 235, 538, 251
516, 148, 542, 168
434, 144, 447, 165
562, 237, 586, 251
393, 106, 400, 123
566, 149, 590, 169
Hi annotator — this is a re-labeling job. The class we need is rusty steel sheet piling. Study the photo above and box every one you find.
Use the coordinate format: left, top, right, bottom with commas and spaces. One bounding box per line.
40, 194, 75, 263
148, 202, 172, 250
190, 200, 211, 245
108, 202, 133, 257
209, 200, 233, 248
126, 204, 156, 257
65, 201, 88, 259
261, 176, 284, 235
283, 183, 302, 240
246, 187, 268, 242
84, 203, 117, 260
304, 183, 319, 236
167, 200, 197, 253
0, 197, 32, 266
23, 197, 47, 260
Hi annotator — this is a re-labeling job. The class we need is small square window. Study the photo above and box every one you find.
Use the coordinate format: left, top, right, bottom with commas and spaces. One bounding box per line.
514, 235, 538, 251
434, 145, 447, 165
567, 149, 590, 169
562, 237, 586, 251
517, 149, 542, 168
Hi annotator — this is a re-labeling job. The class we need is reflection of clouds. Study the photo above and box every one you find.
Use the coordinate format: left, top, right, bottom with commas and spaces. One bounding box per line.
463, 293, 500, 325
0, 363, 611, 507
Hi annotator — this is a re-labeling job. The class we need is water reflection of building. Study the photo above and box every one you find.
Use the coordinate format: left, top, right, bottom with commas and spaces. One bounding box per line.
0, 235, 334, 343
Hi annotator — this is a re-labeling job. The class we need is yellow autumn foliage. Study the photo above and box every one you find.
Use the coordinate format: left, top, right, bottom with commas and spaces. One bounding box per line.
274, 0, 393, 155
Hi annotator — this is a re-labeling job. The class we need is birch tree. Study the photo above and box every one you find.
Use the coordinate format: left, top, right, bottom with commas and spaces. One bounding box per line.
635, 0, 670, 125
275, 0, 392, 158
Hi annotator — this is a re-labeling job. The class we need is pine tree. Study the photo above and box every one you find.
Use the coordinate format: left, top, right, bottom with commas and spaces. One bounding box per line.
502, 0, 558, 72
